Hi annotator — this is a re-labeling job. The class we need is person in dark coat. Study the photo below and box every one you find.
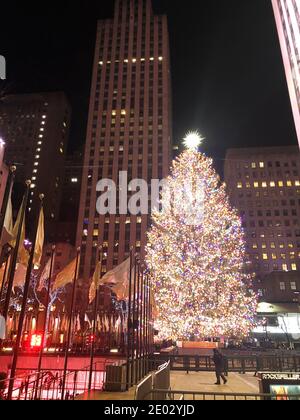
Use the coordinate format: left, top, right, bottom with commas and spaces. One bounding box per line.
212, 349, 227, 385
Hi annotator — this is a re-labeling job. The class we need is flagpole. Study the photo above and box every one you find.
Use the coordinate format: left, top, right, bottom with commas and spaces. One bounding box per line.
0, 165, 16, 238
34, 244, 56, 400
136, 261, 141, 382
88, 246, 102, 392
141, 269, 146, 377
147, 275, 150, 356
0, 246, 12, 305
7, 192, 43, 400
126, 248, 133, 391
61, 247, 80, 400
131, 254, 138, 385
2, 180, 31, 321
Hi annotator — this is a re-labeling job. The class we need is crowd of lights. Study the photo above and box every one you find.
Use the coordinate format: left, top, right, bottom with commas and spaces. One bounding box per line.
146, 146, 258, 341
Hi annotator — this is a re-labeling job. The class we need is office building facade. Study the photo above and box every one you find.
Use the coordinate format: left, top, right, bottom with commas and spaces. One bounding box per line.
77, 0, 172, 281
225, 146, 300, 281
272, 0, 300, 148
0, 92, 71, 221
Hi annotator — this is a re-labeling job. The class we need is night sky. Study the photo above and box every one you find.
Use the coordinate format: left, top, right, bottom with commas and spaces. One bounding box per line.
0, 0, 298, 173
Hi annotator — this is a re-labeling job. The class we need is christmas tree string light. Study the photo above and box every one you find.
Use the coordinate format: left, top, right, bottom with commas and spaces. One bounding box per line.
146, 133, 257, 341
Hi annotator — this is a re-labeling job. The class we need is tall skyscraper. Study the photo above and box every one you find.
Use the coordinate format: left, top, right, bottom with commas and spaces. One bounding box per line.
272, 0, 300, 148
0, 92, 71, 221
77, 0, 172, 282
224, 146, 300, 284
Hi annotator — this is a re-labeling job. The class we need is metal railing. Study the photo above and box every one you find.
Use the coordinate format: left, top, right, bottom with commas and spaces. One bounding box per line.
0, 360, 111, 400
143, 389, 300, 401
151, 354, 300, 374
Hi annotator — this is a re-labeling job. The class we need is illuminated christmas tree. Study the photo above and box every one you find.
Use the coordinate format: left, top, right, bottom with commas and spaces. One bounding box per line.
146, 132, 257, 341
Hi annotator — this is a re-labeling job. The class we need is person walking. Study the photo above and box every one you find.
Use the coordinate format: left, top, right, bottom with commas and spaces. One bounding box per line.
212, 349, 227, 385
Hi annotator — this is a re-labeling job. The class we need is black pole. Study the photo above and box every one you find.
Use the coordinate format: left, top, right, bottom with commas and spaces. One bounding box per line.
131, 254, 138, 385
126, 249, 133, 391
34, 245, 56, 400
88, 246, 102, 392
3, 181, 31, 320
141, 270, 146, 375
136, 262, 141, 381
61, 247, 80, 400
147, 275, 151, 356
7, 192, 43, 400
0, 165, 16, 238
0, 246, 12, 306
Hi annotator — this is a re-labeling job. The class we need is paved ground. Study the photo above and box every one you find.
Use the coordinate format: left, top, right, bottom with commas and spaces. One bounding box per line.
77, 371, 260, 400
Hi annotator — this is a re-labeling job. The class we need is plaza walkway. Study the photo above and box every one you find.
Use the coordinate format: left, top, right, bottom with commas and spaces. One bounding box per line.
76, 371, 260, 400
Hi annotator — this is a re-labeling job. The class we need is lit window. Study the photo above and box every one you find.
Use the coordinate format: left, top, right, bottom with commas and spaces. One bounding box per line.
34, 162, 39, 166
262, 182, 267, 188
158, 56, 163, 61
132, 58, 137, 63
99, 61, 103, 66
35, 155, 40, 159
263, 254, 268, 260
254, 182, 259, 188
237, 182, 243, 189
38, 141, 42, 145
42, 115, 47, 119
33, 169, 38, 174
124, 59, 128, 63
121, 110, 126, 115
39, 135, 43, 138
259, 162, 265, 168
270, 181, 276, 187
280, 282, 286, 291
291, 281, 297, 289
40, 128, 44, 132
71, 178, 78, 183
30, 184, 36, 189
32, 177, 36, 181
60, 148, 64, 154
287, 181, 292, 187
278, 181, 284, 187
251, 162, 257, 169
282, 264, 288, 271
291, 265, 297, 272
150, 57, 154, 61
295, 181, 300, 186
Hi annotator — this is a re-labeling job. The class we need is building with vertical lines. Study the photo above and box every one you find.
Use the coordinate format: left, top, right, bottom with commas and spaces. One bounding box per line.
272, 0, 300, 148
77, 0, 172, 282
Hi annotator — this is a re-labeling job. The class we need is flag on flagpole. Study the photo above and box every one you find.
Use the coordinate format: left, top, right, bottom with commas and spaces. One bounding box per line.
33, 207, 44, 269
1, 186, 13, 246
38, 258, 51, 292
100, 258, 134, 301
9, 199, 29, 267
0, 314, 6, 340
89, 260, 101, 304
0, 262, 6, 290
13, 263, 27, 289
52, 257, 78, 291
85, 313, 92, 329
